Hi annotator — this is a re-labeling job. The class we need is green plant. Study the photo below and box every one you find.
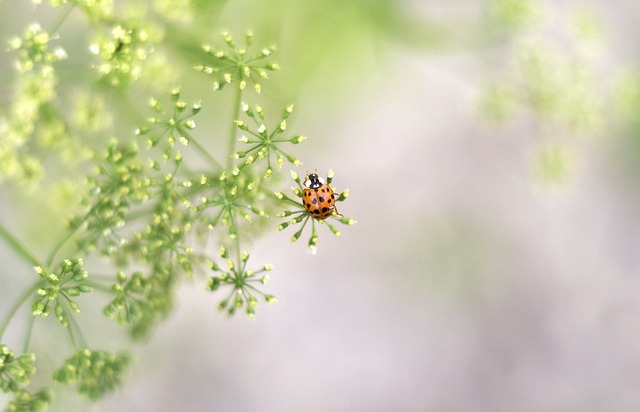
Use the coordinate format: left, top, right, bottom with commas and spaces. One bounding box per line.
0, 1, 353, 409
480, 0, 613, 184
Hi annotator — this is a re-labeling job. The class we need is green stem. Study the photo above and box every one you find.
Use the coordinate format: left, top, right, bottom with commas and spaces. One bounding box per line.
0, 280, 40, 342
65, 311, 87, 350
227, 87, 243, 169
50, 3, 76, 35
68, 311, 87, 348
234, 231, 242, 273
181, 129, 223, 169
85, 279, 115, 294
227, 207, 242, 269
22, 311, 36, 353
0, 224, 42, 267
66, 320, 78, 349
46, 222, 83, 267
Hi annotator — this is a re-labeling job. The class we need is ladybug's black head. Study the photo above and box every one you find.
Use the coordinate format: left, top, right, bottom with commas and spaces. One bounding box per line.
304, 173, 324, 189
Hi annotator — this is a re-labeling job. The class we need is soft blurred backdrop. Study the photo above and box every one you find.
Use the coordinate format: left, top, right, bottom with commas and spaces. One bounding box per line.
2, 0, 640, 410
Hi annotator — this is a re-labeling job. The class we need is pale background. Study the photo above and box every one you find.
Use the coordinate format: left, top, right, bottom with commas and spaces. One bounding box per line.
2, 1, 640, 411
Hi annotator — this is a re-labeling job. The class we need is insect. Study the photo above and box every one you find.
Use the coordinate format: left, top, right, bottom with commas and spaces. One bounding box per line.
302, 173, 341, 220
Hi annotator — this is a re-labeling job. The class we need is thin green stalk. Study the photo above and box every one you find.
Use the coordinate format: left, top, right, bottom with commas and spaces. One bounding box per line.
65, 311, 87, 349
234, 229, 242, 273
22, 311, 36, 353
226, 86, 243, 169
0, 224, 42, 267
69, 310, 87, 348
227, 207, 242, 269
0, 280, 40, 342
84, 279, 115, 294
66, 320, 79, 349
46, 222, 83, 267
181, 129, 223, 169
50, 3, 76, 35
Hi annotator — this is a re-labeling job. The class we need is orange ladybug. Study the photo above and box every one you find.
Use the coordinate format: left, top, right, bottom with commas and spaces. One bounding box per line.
302, 173, 341, 220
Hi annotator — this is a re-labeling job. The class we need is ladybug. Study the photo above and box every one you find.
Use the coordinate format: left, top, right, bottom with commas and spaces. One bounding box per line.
302, 173, 341, 220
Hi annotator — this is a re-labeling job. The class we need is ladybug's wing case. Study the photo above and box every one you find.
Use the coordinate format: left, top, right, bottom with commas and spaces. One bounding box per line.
303, 183, 341, 220
325, 186, 341, 218
301, 188, 323, 219
303, 189, 323, 218
316, 185, 335, 219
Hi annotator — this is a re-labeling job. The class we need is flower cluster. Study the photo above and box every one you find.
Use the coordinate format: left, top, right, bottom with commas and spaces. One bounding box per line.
136, 87, 200, 153
77, 140, 152, 255
2, 24, 67, 184
53, 349, 131, 400
90, 25, 152, 87
102, 265, 175, 340
4, 388, 52, 412
0, 345, 36, 393
0, 344, 51, 411
276, 170, 355, 253
7, 24, 67, 73
102, 271, 150, 327
195, 171, 266, 240
0, 71, 54, 183
207, 247, 276, 318
195, 31, 279, 93
32, 259, 93, 327
233, 104, 305, 176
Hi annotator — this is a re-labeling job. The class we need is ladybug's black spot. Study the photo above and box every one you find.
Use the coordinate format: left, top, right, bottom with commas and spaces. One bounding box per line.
313, 188, 319, 193
305, 202, 311, 209
312, 198, 317, 205
322, 207, 329, 213
321, 188, 326, 193
319, 196, 325, 203
313, 210, 320, 214
328, 198, 333, 204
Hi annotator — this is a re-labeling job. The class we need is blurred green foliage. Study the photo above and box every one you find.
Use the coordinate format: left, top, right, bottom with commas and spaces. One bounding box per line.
1, 0, 640, 410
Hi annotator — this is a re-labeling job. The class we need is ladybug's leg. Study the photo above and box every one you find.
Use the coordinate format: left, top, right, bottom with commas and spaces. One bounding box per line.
331, 204, 343, 218
328, 192, 343, 218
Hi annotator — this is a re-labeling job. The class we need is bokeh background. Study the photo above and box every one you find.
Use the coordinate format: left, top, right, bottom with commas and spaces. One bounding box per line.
3, 0, 640, 410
